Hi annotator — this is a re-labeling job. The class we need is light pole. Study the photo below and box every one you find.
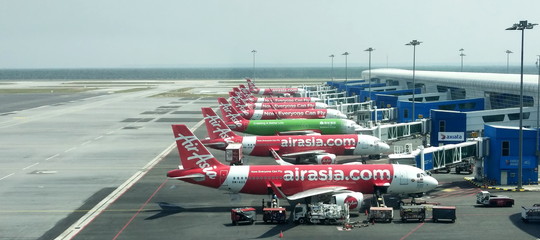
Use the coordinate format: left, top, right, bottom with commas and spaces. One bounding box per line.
506, 50, 513, 73
342, 52, 349, 83
406, 40, 422, 122
365, 47, 375, 101
329, 54, 335, 82
506, 20, 537, 190
536, 55, 540, 160
251, 50, 257, 79
459, 48, 465, 72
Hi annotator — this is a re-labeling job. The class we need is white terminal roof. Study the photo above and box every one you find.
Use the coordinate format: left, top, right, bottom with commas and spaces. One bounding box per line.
363, 68, 540, 94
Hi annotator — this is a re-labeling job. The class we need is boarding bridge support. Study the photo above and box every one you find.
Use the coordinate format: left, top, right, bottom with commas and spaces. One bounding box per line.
358, 120, 427, 142
327, 101, 372, 116
324, 95, 358, 105
388, 138, 488, 172
355, 107, 398, 125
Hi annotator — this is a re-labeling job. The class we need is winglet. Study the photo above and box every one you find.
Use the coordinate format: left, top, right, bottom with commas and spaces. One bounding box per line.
270, 149, 293, 166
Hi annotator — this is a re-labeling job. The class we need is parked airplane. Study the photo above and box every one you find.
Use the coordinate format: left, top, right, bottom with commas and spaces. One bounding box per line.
201, 107, 389, 163
246, 78, 305, 96
232, 87, 321, 103
167, 124, 438, 211
229, 91, 328, 109
215, 105, 362, 135
218, 97, 347, 120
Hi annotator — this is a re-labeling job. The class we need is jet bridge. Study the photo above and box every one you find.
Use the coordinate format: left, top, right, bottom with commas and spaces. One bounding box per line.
389, 138, 488, 172
358, 120, 428, 142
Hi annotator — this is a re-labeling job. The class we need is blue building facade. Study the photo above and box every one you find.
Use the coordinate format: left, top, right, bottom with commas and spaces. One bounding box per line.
397, 98, 484, 123
430, 110, 467, 146
483, 125, 539, 185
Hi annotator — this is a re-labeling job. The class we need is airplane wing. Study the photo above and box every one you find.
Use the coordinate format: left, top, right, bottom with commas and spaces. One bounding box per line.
269, 181, 348, 200
281, 150, 326, 158
168, 173, 205, 181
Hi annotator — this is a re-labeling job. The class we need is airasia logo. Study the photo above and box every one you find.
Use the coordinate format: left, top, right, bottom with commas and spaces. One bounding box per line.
344, 196, 358, 210
320, 156, 332, 164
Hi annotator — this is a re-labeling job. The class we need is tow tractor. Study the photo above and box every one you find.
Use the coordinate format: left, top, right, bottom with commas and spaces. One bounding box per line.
476, 191, 514, 207
262, 198, 287, 224
521, 204, 540, 223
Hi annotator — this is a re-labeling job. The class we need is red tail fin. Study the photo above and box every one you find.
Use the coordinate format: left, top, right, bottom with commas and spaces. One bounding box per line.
239, 85, 251, 95
245, 78, 257, 90
201, 107, 238, 140
217, 97, 246, 122
171, 124, 224, 170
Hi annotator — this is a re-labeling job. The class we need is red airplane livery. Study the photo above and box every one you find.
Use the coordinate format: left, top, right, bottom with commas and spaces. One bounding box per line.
167, 124, 438, 211
246, 78, 305, 96
201, 107, 389, 164
229, 91, 328, 110
218, 97, 347, 120
232, 87, 320, 103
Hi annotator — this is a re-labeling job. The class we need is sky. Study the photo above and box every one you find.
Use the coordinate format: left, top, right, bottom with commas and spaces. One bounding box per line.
1, 0, 540, 69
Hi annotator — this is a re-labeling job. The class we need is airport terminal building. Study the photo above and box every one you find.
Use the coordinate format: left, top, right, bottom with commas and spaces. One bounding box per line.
351, 68, 540, 185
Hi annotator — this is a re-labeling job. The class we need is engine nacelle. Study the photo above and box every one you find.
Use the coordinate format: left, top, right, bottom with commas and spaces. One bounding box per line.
332, 192, 364, 211
314, 154, 336, 165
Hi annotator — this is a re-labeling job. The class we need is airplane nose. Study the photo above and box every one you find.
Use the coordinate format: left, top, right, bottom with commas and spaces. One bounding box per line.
316, 102, 328, 109
379, 142, 390, 152
425, 176, 439, 191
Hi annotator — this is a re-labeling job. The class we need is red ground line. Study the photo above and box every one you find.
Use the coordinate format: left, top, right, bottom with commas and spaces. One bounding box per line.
399, 222, 425, 240
112, 179, 169, 240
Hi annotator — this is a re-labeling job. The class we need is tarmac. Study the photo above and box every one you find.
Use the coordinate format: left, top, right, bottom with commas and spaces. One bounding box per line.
0, 79, 539, 240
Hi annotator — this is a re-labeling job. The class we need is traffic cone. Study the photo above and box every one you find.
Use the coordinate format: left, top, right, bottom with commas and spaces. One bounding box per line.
365, 209, 368, 215
279, 230, 283, 238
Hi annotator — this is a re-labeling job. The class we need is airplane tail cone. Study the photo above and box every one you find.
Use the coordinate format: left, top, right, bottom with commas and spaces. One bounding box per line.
279, 230, 283, 238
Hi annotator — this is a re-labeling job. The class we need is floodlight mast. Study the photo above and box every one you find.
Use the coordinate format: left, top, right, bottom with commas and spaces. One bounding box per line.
406, 40, 422, 122
505, 20, 537, 190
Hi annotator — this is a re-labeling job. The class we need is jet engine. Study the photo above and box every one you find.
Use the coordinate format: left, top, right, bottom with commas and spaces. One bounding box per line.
332, 192, 364, 211
314, 154, 336, 165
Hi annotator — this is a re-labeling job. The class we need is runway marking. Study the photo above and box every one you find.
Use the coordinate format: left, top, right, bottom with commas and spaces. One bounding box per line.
400, 222, 425, 240
46, 154, 60, 161
0, 173, 15, 181
55, 120, 206, 240
106, 131, 115, 135
94, 136, 103, 140
22, 162, 40, 170
65, 147, 76, 153
81, 141, 92, 146
113, 179, 169, 240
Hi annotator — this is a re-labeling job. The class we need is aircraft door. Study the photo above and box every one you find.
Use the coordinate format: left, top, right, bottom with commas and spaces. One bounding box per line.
220, 170, 229, 188
398, 167, 409, 185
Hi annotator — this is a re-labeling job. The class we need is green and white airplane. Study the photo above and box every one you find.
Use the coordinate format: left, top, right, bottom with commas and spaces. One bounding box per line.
217, 102, 364, 135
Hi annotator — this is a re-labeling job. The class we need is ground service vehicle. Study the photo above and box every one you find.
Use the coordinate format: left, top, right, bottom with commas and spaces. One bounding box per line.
521, 204, 540, 223
476, 191, 514, 207
400, 205, 426, 222
263, 207, 287, 223
293, 203, 349, 225
231, 207, 256, 225
432, 206, 456, 223
368, 207, 393, 223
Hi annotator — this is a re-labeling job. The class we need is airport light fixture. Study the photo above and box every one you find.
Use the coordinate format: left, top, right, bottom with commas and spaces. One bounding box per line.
536, 55, 540, 156
251, 50, 257, 79
329, 54, 335, 82
506, 50, 513, 73
365, 47, 375, 101
459, 48, 465, 72
342, 52, 349, 83
505, 20, 537, 190
406, 40, 422, 122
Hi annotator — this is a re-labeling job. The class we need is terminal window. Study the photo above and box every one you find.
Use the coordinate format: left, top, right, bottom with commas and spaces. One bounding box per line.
439, 121, 446, 132
502, 141, 510, 156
